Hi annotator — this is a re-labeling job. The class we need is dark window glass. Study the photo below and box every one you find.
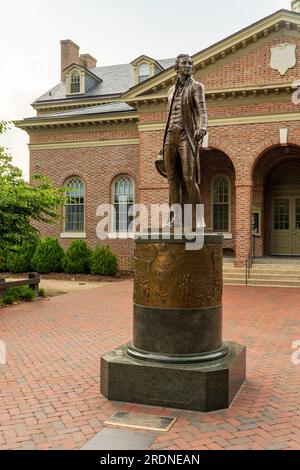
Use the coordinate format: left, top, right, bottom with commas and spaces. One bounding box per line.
213, 176, 229, 232
70, 71, 80, 93
113, 176, 134, 232
65, 178, 84, 232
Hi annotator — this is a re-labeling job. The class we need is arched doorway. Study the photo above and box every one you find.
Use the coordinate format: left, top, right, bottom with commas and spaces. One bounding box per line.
253, 145, 300, 257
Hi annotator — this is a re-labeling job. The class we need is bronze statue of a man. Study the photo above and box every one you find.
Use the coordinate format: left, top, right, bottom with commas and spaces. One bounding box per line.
156, 54, 208, 224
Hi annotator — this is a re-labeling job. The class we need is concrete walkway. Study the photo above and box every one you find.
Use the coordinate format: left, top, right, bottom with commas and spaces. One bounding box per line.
0, 281, 299, 450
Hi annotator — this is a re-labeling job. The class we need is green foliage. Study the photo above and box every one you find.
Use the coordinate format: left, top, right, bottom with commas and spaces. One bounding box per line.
1, 289, 16, 305
62, 240, 91, 274
6, 239, 38, 273
39, 288, 46, 298
90, 245, 118, 276
0, 247, 8, 272
0, 121, 65, 247
1, 286, 35, 305
31, 237, 64, 273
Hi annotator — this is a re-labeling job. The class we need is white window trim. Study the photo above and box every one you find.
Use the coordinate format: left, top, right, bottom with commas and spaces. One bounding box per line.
133, 60, 155, 84
65, 68, 85, 95
64, 177, 85, 233
111, 175, 135, 234
211, 174, 232, 234
60, 232, 86, 239
108, 232, 135, 240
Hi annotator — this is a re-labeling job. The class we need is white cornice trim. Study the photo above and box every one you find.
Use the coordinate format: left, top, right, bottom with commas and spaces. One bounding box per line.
138, 112, 300, 131
60, 232, 87, 239
16, 112, 139, 130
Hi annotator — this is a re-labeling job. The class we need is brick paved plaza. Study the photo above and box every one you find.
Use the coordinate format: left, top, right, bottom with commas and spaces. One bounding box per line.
0, 281, 300, 450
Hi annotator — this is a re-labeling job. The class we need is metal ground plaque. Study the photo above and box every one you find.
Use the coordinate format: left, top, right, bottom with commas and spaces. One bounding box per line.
104, 411, 176, 432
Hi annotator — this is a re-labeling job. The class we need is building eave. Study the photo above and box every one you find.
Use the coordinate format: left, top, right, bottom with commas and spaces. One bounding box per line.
127, 83, 297, 108
15, 110, 139, 131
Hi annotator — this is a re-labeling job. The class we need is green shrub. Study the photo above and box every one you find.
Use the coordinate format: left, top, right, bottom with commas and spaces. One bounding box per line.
1, 289, 17, 305
39, 288, 46, 298
62, 240, 91, 274
31, 237, 64, 273
1, 286, 35, 305
6, 241, 38, 273
16, 286, 35, 301
90, 245, 118, 276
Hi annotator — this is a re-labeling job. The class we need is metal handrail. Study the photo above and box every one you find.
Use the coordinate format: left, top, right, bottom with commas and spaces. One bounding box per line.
246, 236, 254, 286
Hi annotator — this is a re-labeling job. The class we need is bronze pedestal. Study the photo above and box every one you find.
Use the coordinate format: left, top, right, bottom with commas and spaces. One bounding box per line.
101, 233, 246, 412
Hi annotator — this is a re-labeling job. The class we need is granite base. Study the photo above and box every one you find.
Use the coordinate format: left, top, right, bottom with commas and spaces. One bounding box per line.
101, 341, 246, 412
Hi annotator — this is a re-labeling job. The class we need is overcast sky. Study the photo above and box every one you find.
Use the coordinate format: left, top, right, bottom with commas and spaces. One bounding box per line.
0, 0, 292, 179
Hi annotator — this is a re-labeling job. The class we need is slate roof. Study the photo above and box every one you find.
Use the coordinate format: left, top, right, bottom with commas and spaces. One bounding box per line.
34, 58, 175, 104
29, 102, 136, 119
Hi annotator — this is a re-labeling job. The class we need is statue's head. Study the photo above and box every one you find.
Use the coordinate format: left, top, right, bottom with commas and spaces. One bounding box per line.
174, 54, 193, 80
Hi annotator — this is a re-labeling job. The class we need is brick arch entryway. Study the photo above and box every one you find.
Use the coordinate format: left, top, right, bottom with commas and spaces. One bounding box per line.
253, 145, 300, 257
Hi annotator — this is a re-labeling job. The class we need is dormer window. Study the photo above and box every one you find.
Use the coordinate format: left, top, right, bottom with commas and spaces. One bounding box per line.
139, 63, 150, 83
131, 55, 164, 85
65, 64, 101, 96
70, 71, 81, 94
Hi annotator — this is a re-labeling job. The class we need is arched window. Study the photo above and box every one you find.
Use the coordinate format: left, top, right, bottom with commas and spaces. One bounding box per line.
139, 63, 150, 83
112, 175, 134, 232
64, 177, 85, 232
70, 71, 81, 94
212, 176, 230, 232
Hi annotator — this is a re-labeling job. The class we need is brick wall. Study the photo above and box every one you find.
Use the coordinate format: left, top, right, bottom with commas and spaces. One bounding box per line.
199, 33, 300, 89
30, 128, 139, 271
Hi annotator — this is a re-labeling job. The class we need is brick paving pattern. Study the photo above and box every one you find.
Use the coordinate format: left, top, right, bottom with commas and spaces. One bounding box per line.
0, 281, 300, 450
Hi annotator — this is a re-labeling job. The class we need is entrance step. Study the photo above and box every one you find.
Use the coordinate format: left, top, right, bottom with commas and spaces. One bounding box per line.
222, 258, 300, 287
253, 257, 300, 264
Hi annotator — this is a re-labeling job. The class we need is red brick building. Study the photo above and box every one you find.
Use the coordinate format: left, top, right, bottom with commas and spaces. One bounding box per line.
17, 6, 300, 270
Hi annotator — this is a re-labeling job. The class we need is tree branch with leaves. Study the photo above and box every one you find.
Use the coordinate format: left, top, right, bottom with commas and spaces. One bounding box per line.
0, 122, 65, 248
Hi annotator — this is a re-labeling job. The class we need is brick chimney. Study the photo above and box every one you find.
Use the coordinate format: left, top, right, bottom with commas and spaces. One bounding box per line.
79, 53, 97, 69
60, 39, 80, 81
291, 0, 300, 13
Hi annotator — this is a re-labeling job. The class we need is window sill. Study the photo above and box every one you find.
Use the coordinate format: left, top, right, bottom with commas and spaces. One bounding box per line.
223, 233, 233, 240
60, 232, 86, 239
108, 232, 135, 240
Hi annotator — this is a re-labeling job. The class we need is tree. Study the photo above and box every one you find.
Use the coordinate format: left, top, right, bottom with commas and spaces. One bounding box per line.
0, 122, 64, 248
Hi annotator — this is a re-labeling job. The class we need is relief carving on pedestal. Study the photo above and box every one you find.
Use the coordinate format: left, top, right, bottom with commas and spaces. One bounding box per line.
133, 243, 223, 309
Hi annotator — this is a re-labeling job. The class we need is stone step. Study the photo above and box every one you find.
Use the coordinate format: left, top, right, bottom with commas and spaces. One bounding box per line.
223, 277, 300, 287
246, 279, 300, 287
251, 262, 300, 268
224, 272, 300, 280
223, 279, 246, 285
251, 270, 300, 276
223, 269, 244, 274
223, 259, 300, 286
224, 268, 300, 275
223, 273, 248, 279
253, 258, 300, 265
224, 266, 300, 273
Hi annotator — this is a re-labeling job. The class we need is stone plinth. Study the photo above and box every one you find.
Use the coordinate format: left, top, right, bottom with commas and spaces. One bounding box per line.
100, 233, 246, 412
